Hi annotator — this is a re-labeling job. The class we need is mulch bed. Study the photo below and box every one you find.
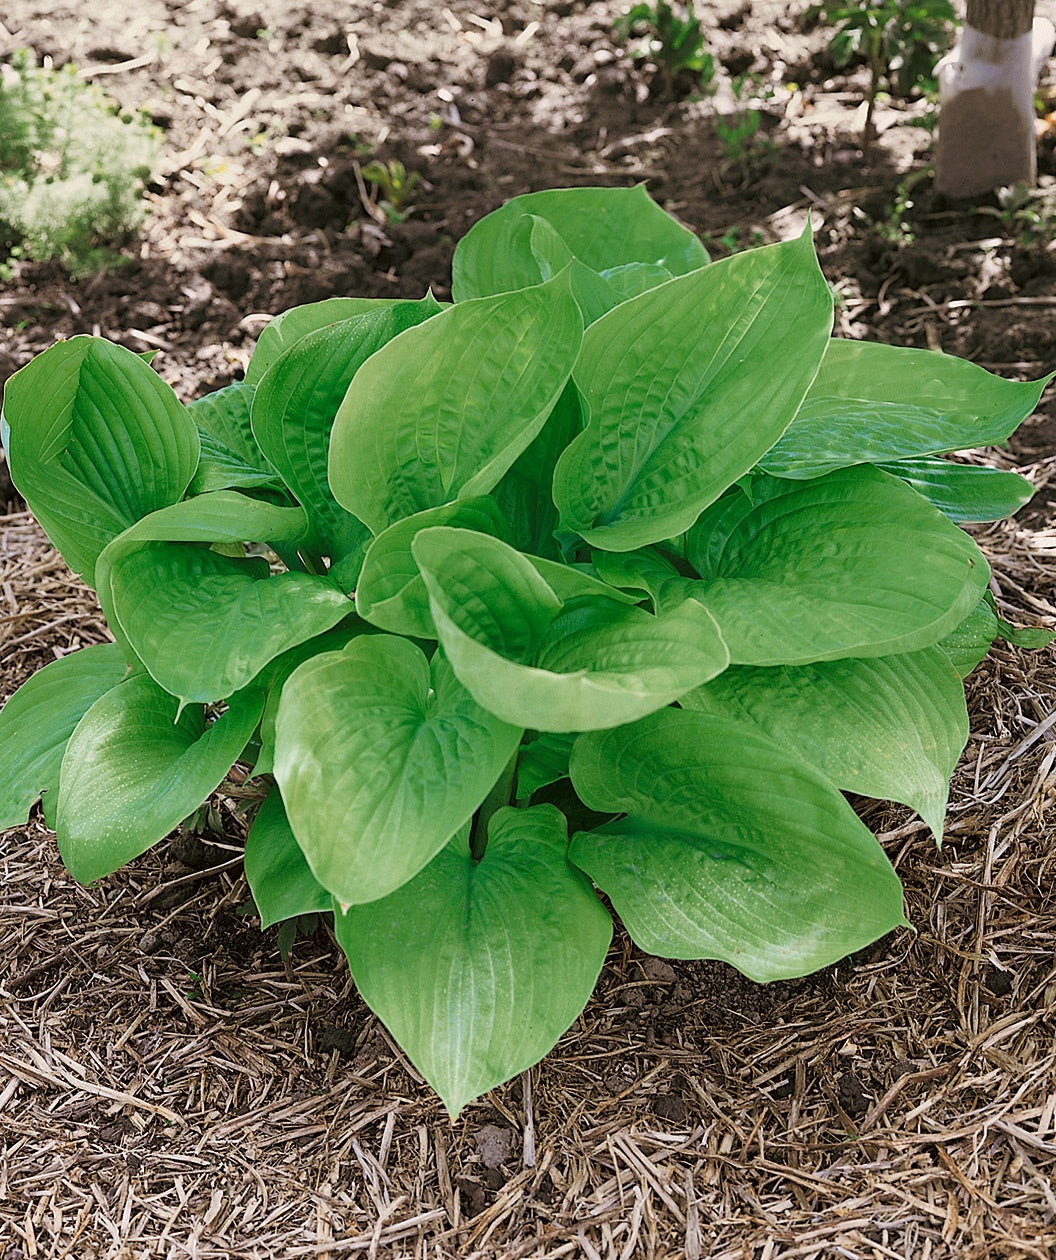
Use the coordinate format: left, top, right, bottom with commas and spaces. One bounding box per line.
2, 2, 1055, 1256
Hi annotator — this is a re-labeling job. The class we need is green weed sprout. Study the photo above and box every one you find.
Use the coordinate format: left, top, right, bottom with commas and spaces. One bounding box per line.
805, 0, 957, 145
615, 0, 716, 95
361, 159, 422, 224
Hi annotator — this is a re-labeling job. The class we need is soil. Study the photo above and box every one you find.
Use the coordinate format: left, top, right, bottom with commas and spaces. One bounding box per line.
2, 3, 1056, 1258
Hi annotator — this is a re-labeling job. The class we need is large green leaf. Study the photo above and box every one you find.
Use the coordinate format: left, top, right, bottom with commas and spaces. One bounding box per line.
244, 787, 332, 928
553, 228, 833, 551
188, 430, 289, 497
273, 636, 523, 905
328, 273, 582, 534
568, 709, 907, 980
245, 297, 441, 385
94, 490, 312, 659
251, 298, 441, 560
2, 337, 200, 584
413, 527, 729, 731
760, 339, 1051, 478
56, 674, 264, 883
873, 456, 1035, 523
0, 643, 128, 829
452, 184, 708, 302
355, 497, 510, 637
332, 804, 612, 1116
683, 466, 991, 665
682, 646, 968, 839
107, 542, 353, 704
187, 382, 271, 474
251, 625, 365, 777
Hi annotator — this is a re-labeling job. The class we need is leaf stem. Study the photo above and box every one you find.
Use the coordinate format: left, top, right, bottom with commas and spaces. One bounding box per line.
471, 748, 520, 862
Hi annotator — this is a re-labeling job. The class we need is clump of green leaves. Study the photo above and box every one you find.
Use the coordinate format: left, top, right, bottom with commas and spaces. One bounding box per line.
0, 50, 159, 276
615, 0, 716, 95
805, 0, 957, 144
1, 186, 1051, 1117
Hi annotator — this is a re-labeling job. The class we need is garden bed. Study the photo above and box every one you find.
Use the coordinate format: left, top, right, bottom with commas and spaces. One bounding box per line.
1, 2, 1055, 1256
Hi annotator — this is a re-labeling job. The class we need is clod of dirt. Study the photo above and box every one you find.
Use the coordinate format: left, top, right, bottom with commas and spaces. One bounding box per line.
640, 956, 678, 984
169, 830, 218, 871
985, 967, 1014, 997
456, 1176, 488, 1217
837, 1071, 871, 1118
137, 931, 163, 955
315, 1024, 357, 1056
652, 1092, 688, 1123
485, 46, 521, 88
474, 1123, 514, 1169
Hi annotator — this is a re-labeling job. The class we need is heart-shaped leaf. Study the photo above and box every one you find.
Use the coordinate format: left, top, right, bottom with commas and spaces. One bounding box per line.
0, 643, 128, 829
108, 542, 352, 704
57, 674, 264, 883
251, 298, 441, 559
95, 490, 315, 665
251, 626, 365, 776
356, 497, 510, 637
187, 381, 272, 475
452, 184, 707, 301
273, 636, 523, 905
489, 382, 585, 559
683, 466, 991, 664
760, 338, 1051, 478
244, 787, 332, 928
188, 430, 289, 497
569, 709, 907, 980
332, 803, 612, 1116
413, 527, 729, 731
553, 227, 833, 551
3, 336, 200, 584
328, 273, 582, 533
682, 646, 969, 839
245, 296, 440, 384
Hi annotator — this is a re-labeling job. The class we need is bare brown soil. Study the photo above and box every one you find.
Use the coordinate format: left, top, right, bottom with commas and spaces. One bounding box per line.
1, 3, 1055, 1257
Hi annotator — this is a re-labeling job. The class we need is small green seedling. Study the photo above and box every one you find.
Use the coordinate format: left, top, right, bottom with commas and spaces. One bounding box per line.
805, 0, 957, 145
1, 185, 1051, 1117
979, 181, 1056, 249
715, 74, 775, 171
360, 159, 422, 224
615, 0, 716, 95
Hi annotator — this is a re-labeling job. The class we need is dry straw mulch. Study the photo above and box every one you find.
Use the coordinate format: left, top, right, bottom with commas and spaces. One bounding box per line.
2, 481, 1055, 1260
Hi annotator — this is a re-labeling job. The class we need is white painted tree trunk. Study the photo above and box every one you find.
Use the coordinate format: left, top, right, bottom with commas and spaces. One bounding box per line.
935, 0, 1054, 198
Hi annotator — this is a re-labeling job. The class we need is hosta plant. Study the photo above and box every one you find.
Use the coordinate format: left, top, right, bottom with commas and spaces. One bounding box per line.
1, 185, 1051, 1116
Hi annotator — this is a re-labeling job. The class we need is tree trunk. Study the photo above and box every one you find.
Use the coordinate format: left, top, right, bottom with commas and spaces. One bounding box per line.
934, 0, 1047, 198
